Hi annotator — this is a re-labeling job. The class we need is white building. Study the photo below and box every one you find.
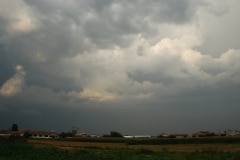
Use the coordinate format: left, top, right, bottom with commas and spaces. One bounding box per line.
225, 130, 240, 136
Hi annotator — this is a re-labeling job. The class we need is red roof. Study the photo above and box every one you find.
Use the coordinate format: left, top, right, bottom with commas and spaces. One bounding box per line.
0, 130, 57, 136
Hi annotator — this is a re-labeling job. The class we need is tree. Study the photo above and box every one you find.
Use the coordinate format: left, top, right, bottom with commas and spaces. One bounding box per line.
110, 131, 123, 137
11, 123, 18, 131
72, 126, 79, 136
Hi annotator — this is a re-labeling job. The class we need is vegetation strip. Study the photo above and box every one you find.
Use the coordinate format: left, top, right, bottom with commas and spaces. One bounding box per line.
1, 137, 240, 160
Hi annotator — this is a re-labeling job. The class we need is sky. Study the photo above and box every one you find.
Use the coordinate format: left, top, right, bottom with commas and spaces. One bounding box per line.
0, 0, 240, 135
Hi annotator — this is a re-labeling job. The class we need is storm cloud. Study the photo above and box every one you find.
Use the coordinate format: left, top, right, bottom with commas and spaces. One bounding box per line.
0, 0, 240, 135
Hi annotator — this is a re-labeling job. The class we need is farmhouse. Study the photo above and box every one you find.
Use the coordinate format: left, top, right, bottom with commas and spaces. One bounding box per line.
75, 132, 89, 137
170, 134, 188, 138
0, 130, 12, 137
192, 131, 215, 137
0, 130, 58, 138
28, 130, 58, 138
123, 135, 134, 138
134, 135, 151, 138
225, 129, 240, 136
158, 133, 170, 138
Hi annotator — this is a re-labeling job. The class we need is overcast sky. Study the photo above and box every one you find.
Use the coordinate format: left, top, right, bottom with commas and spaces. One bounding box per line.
0, 0, 240, 135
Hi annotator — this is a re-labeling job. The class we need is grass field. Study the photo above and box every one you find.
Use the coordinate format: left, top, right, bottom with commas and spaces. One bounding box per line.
1, 137, 240, 160
28, 138, 240, 152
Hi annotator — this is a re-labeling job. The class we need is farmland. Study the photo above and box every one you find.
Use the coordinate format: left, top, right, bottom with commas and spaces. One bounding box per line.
28, 138, 240, 152
1, 136, 240, 160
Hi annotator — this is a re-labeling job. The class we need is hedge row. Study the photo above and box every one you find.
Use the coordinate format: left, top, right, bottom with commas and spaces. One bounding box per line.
126, 137, 240, 145
49, 136, 240, 145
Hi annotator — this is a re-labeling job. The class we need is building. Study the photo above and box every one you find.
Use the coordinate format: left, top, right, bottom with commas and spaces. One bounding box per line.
0, 130, 58, 138
170, 134, 188, 138
0, 130, 12, 137
134, 135, 151, 138
158, 133, 170, 138
123, 135, 134, 138
225, 130, 240, 136
28, 130, 58, 138
192, 131, 215, 137
75, 132, 89, 137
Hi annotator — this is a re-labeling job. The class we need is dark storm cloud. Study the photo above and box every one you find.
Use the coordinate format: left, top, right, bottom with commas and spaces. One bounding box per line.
0, 0, 199, 65
0, 0, 240, 134
22, 0, 198, 49
1, 0, 198, 95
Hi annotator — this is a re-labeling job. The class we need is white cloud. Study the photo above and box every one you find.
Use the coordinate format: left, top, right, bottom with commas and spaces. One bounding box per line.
196, 0, 240, 56
0, 0, 38, 34
62, 27, 240, 103
70, 88, 120, 102
0, 65, 26, 97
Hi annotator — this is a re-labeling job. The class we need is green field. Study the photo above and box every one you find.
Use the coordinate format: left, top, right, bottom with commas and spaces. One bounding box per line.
1, 136, 240, 160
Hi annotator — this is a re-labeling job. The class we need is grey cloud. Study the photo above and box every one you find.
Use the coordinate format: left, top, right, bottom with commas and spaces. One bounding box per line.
0, 0, 200, 72
0, 0, 240, 134
196, 0, 240, 56
148, 0, 194, 23
127, 72, 173, 85
22, 0, 198, 49
0, 98, 81, 132
1, 82, 239, 134
0, 65, 26, 97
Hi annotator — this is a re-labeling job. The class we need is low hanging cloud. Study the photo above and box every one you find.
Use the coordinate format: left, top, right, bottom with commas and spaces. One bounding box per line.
0, 65, 26, 97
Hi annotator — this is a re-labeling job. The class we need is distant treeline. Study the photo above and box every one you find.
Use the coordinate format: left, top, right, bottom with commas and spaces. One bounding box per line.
2, 133, 240, 145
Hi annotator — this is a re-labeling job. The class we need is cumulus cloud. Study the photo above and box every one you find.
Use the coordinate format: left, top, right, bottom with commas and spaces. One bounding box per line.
0, 0, 239, 103
0, 65, 26, 97
64, 35, 240, 102
0, 0, 38, 34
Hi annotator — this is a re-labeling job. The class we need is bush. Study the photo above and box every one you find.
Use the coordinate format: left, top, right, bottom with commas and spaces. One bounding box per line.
110, 131, 123, 137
